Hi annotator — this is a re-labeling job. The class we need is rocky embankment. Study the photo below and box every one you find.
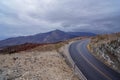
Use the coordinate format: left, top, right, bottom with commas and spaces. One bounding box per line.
88, 33, 120, 73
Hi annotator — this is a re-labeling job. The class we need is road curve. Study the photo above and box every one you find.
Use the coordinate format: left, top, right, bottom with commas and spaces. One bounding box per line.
69, 39, 120, 80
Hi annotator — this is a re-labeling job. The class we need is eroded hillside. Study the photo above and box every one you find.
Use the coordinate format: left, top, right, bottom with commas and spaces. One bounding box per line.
88, 32, 120, 73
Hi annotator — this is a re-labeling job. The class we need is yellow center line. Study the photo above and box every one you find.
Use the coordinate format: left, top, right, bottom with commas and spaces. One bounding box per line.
77, 42, 112, 80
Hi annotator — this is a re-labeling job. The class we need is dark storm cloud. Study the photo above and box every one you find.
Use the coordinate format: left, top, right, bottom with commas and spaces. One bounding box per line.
0, 0, 120, 39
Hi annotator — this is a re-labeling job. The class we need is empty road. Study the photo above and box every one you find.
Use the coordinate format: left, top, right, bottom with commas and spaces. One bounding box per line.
69, 39, 120, 80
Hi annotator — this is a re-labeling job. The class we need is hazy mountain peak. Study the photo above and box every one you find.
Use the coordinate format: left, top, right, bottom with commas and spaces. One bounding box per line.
0, 30, 96, 47
51, 29, 64, 33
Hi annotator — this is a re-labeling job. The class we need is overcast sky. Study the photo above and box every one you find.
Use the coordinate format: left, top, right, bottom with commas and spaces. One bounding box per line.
0, 0, 120, 39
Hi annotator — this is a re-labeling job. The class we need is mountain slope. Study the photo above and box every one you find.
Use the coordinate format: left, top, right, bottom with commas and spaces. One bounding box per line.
0, 30, 96, 47
68, 32, 96, 36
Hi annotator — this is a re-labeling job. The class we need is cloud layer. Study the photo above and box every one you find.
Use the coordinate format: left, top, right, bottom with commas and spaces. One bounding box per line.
0, 0, 120, 38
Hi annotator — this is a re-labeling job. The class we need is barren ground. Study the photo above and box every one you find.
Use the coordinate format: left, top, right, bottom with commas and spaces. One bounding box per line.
0, 49, 79, 80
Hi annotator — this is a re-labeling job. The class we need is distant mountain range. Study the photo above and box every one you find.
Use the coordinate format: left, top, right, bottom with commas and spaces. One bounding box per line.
0, 30, 96, 47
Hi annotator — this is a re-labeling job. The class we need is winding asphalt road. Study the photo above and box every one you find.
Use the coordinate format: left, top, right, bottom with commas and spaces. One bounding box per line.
69, 39, 120, 80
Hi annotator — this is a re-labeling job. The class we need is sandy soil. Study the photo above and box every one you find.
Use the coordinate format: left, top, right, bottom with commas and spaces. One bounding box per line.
0, 50, 79, 80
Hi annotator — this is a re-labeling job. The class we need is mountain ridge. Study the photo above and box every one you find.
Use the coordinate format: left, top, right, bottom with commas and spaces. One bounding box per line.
0, 30, 96, 47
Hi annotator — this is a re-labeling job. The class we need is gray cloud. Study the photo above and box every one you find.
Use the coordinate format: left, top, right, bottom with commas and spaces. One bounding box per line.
0, 0, 120, 39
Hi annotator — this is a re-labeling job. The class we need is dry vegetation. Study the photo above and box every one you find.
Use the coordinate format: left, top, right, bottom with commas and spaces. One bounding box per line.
0, 51, 80, 80
0, 43, 41, 54
0, 37, 83, 80
0, 37, 84, 54
0, 41, 67, 54
88, 32, 120, 73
